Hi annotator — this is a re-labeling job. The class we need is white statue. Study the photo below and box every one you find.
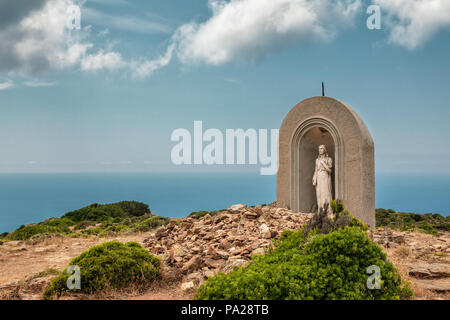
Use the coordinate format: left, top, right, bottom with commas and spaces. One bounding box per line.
312, 145, 333, 214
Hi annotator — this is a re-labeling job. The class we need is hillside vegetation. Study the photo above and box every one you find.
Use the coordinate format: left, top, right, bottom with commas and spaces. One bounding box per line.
43, 241, 161, 299
1, 201, 169, 241
376, 209, 450, 236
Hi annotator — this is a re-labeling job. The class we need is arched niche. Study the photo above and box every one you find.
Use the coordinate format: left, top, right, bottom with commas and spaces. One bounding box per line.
277, 97, 375, 228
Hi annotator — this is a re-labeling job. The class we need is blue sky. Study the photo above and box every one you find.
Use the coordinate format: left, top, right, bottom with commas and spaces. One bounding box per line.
0, 0, 449, 174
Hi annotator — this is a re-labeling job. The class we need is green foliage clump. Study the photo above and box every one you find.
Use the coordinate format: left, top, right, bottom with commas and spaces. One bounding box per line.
195, 226, 412, 300
62, 201, 150, 222
305, 200, 368, 235
330, 200, 344, 214
3, 201, 168, 241
6, 224, 65, 241
134, 216, 170, 232
98, 225, 130, 237
376, 209, 449, 235
43, 241, 160, 299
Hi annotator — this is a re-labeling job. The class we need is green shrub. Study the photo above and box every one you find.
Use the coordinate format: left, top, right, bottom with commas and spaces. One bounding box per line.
43, 241, 160, 299
417, 223, 438, 236
305, 200, 368, 235
376, 209, 449, 235
133, 216, 170, 232
330, 200, 344, 214
62, 201, 150, 223
7, 224, 66, 241
195, 226, 412, 300
98, 225, 130, 237
5, 201, 154, 240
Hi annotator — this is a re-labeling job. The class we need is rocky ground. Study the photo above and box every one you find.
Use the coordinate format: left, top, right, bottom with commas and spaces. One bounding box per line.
143, 204, 312, 293
373, 228, 450, 299
0, 204, 449, 300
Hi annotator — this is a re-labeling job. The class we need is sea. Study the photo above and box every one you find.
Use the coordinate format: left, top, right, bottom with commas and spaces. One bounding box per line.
0, 172, 449, 233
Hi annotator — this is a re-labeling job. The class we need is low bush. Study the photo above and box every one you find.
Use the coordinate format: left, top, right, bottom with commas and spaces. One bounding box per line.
62, 201, 151, 223
7, 224, 65, 241
43, 241, 160, 299
3, 201, 161, 241
195, 225, 412, 300
196, 203, 412, 300
133, 216, 170, 232
376, 209, 449, 235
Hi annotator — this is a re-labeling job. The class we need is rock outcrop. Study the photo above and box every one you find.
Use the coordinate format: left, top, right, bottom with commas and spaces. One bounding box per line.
373, 228, 450, 296
143, 204, 312, 290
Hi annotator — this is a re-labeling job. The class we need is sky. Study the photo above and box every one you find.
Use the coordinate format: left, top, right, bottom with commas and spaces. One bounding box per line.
0, 0, 449, 174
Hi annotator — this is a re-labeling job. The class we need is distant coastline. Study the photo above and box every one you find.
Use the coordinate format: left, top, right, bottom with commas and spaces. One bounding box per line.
0, 172, 449, 233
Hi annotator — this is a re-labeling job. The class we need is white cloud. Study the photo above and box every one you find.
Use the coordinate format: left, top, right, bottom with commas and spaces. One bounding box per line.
375, 0, 450, 49
81, 50, 125, 71
24, 80, 57, 87
0, 81, 14, 90
82, 6, 172, 34
3, 0, 449, 81
10, 0, 92, 73
0, 0, 176, 79
173, 0, 362, 65
130, 43, 175, 78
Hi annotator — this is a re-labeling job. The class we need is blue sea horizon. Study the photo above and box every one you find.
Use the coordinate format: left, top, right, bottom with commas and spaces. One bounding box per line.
0, 172, 448, 233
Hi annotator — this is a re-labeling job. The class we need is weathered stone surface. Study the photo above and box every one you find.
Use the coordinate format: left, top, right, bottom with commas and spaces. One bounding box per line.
277, 96, 375, 228
180, 281, 195, 291
415, 279, 450, 292
408, 263, 450, 279
144, 204, 312, 280
259, 224, 271, 239
251, 247, 265, 256
228, 204, 247, 213
181, 256, 202, 274
373, 229, 405, 246
186, 272, 205, 286
244, 211, 258, 219
222, 258, 248, 274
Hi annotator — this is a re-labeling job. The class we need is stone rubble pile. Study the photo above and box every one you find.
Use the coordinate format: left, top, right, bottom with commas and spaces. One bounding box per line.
143, 204, 312, 290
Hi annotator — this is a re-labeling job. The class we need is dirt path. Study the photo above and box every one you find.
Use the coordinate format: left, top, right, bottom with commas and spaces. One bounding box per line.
0, 234, 147, 284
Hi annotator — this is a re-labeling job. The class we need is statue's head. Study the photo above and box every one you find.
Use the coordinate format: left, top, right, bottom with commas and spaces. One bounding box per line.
318, 145, 327, 156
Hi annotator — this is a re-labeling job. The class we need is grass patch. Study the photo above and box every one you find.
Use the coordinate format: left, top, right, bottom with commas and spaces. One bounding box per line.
43, 241, 160, 299
134, 216, 170, 232
31, 268, 60, 280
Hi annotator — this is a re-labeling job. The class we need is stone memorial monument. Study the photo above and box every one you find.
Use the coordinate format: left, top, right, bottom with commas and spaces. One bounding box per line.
277, 96, 375, 228
313, 144, 333, 217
